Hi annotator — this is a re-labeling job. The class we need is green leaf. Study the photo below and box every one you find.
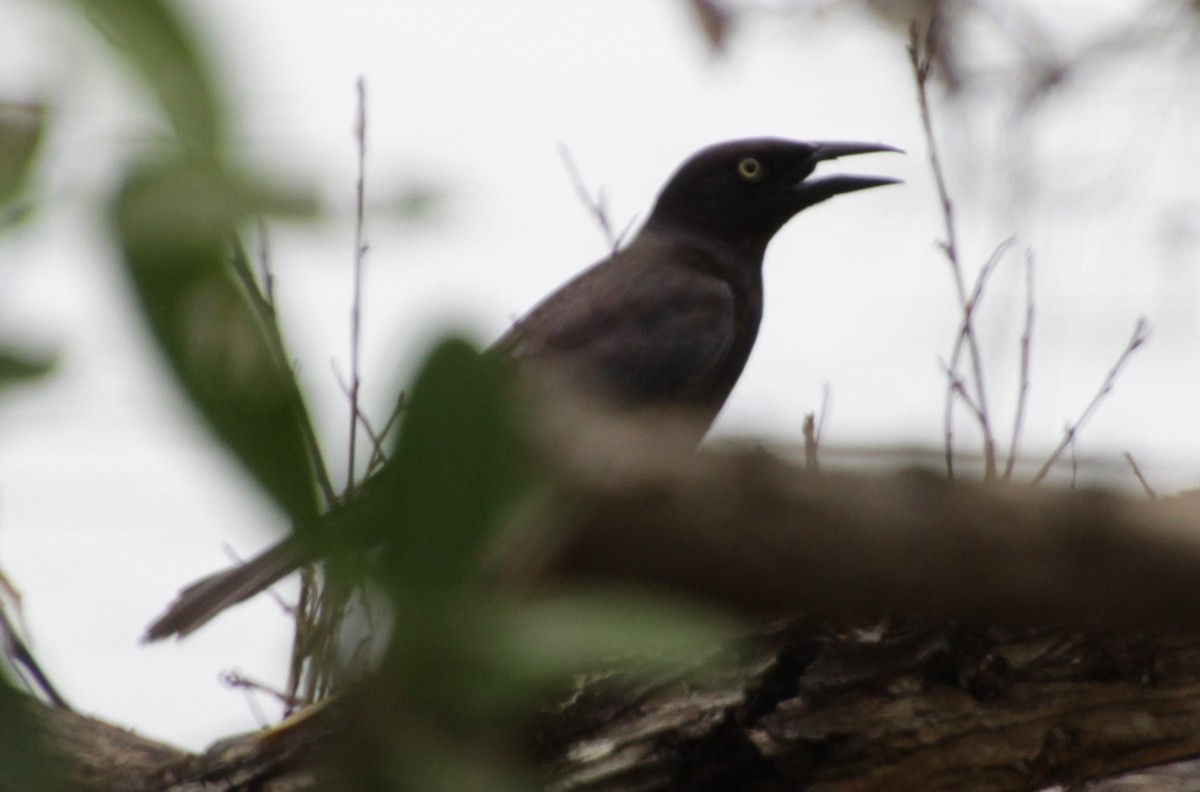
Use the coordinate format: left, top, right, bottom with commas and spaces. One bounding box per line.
364, 337, 529, 605
0, 347, 56, 387
71, 0, 223, 156
114, 160, 319, 529
0, 683, 63, 791
0, 102, 45, 211
326, 708, 534, 792
384, 184, 444, 223
494, 590, 736, 682
399, 743, 531, 792
381, 593, 733, 727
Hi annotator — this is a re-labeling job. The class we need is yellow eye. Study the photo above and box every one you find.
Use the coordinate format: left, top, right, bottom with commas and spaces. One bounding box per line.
737, 157, 763, 181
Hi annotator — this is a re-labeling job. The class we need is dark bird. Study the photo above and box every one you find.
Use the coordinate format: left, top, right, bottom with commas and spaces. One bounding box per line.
144, 137, 901, 641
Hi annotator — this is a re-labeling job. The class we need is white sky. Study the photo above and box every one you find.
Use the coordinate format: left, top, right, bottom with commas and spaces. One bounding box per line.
0, 0, 1197, 750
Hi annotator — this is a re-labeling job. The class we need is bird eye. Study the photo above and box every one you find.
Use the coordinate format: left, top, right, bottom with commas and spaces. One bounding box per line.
737, 157, 764, 181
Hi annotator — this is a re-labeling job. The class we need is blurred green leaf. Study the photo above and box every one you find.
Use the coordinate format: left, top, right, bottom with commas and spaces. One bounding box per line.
493, 590, 735, 682
0, 102, 45, 211
0, 683, 63, 791
71, 0, 222, 156
385, 184, 444, 222
367, 337, 530, 605
114, 159, 319, 529
0, 347, 56, 387
115, 160, 313, 249
327, 337, 740, 789
400, 743, 530, 792
383, 593, 735, 728
329, 711, 533, 792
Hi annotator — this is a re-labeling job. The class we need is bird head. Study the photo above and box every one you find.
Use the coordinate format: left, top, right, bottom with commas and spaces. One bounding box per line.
647, 137, 901, 253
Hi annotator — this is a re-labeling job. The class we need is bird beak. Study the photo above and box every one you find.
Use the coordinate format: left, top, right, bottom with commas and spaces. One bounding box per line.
794, 141, 903, 207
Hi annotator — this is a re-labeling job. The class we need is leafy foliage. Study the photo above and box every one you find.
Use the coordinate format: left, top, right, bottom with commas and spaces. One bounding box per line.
113, 160, 321, 529
0, 101, 44, 224
69, 0, 223, 156
0, 347, 55, 387
319, 338, 732, 790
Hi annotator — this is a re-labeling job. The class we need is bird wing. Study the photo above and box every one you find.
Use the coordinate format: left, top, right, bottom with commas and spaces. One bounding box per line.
497, 252, 739, 408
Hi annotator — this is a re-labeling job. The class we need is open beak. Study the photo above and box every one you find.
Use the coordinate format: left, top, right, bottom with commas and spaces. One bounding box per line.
795, 141, 903, 207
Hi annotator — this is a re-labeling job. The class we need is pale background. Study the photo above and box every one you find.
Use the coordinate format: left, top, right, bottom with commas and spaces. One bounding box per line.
0, 0, 1196, 750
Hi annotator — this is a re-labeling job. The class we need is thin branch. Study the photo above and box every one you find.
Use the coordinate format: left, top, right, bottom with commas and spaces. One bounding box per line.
211, 541, 313, 713
292, 81, 379, 710
943, 237, 1015, 427
287, 564, 319, 713
910, 21, 1000, 481
221, 669, 298, 714
330, 364, 397, 476
558, 144, 623, 253
802, 383, 830, 473
802, 415, 818, 472
941, 360, 990, 477
357, 412, 389, 474
1031, 318, 1151, 485
943, 402, 956, 480
229, 237, 338, 508
1003, 249, 1036, 480
0, 575, 69, 709
366, 394, 407, 476
1124, 451, 1158, 500
230, 231, 335, 715
346, 76, 369, 493
940, 360, 987, 427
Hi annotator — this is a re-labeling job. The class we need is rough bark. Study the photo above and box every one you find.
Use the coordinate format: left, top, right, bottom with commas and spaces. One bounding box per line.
28, 440, 1200, 790
36, 624, 1200, 791
540, 622, 1200, 791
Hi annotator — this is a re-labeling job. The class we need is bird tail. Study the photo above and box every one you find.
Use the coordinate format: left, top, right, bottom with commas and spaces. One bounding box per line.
143, 540, 305, 642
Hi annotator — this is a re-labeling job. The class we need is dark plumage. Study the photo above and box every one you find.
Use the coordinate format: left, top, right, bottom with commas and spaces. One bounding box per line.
145, 137, 900, 641
495, 138, 900, 431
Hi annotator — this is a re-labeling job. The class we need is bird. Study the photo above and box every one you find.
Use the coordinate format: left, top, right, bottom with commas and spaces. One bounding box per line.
144, 137, 901, 641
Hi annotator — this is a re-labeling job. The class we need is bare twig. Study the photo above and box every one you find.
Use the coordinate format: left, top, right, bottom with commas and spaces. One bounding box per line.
558, 144, 634, 253
909, 21, 1000, 481
0, 572, 69, 709
221, 669, 298, 714
330, 365, 400, 476
353, 410, 386, 469
366, 394, 407, 476
357, 413, 388, 475
1124, 451, 1158, 500
291, 80, 383, 709
943, 404, 956, 479
346, 76, 369, 492
940, 361, 986, 427
1004, 249, 1036, 480
229, 238, 338, 508
284, 564, 316, 714
332, 362, 381, 456
802, 415, 818, 472
1031, 318, 1151, 485
942, 238, 1016, 476
802, 383, 831, 473
215, 541, 311, 714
